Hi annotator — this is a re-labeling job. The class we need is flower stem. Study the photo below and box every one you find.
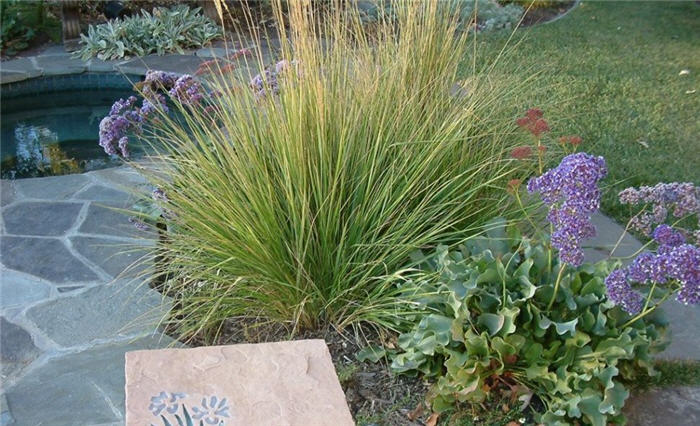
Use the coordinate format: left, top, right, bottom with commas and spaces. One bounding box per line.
547, 263, 566, 311
621, 289, 673, 329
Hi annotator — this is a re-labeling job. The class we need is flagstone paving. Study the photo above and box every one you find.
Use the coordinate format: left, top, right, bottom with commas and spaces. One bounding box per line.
0, 167, 174, 425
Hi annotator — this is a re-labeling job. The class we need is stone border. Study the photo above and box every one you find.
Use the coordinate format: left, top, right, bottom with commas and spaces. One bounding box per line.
0, 45, 230, 85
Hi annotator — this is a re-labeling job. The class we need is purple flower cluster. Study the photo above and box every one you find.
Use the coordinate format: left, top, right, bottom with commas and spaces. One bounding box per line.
606, 224, 700, 313
527, 152, 607, 266
99, 70, 212, 158
98, 105, 142, 157
250, 59, 299, 99
619, 182, 699, 236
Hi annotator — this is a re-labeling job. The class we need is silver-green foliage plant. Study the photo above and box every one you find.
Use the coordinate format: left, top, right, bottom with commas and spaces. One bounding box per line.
76, 5, 221, 60
390, 219, 668, 425
359, 0, 523, 32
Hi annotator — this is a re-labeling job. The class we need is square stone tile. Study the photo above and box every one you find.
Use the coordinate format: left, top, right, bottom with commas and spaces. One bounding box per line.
125, 340, 354, 426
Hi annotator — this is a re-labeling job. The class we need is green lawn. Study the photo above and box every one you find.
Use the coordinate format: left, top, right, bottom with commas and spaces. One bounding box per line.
475, 1, 699, 222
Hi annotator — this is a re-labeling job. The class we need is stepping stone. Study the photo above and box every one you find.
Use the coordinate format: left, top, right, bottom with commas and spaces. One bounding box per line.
2, 201, 82, 236
657, 300, 700, 360
624, 386, 700, 426
0, 180, 18, 207
1, 317, 41, 383
79, 202, 151, 239
70, 236, 152, 278
1, 236, 99, 283
73, 184, 132, 203
14, 174, 90, 200
118, 54, 206, 75
0, 268, 52, 310
88, 166, 147, 190
125, 340, 354, 425
33, 54, 87, 76
4, 334, 177, 426
26, 279, 167, 347
584, 212, 642, 263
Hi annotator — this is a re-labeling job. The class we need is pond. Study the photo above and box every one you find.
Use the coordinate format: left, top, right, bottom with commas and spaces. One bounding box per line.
1, 73, 143, 179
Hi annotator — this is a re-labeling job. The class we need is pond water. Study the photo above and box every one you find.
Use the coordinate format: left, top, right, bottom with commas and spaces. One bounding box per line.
1, 73, 143, 179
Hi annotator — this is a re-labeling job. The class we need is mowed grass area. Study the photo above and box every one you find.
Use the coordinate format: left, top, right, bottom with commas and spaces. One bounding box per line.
474, 1, 699, 221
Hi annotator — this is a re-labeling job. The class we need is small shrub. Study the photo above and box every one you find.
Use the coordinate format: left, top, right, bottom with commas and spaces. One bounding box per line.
1, 0, 59, 56
75, 5, 221, 60
117, 0, 534, 338
391, 219, 668, 425
360, 0, 524, 32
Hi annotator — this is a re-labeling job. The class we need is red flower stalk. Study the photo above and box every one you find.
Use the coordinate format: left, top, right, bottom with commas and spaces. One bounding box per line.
516, 108, 550, 137
511, 146, 533, 160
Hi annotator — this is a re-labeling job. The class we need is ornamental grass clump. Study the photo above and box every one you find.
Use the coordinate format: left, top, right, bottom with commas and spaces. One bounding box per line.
128, 0, 531, 337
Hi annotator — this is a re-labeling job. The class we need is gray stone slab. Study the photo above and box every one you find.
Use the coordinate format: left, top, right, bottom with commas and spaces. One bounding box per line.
583, 212, 642, 264
1, 317, 41, 382
0, 393, 13, 426
1, 236, 99, 284
0, 57, 42, 77
13, 174, 90, 200
26, 279, 168, 347
33, 54, 87, 76
119, 54, 206, 75
87, 166, 148, 189
624, 386, 700, 426
0, 180, 18, 207
86, 58, 120, 72
78, 202, 146, 239
2, 201, 82, 236
0, 269, 52, 310
195, 47, 228, 58
70, 236, 152, 278
73, 184, 131, 203
0, 70, 27, 84
658, 300, 700, 360
4, 334, 177, 426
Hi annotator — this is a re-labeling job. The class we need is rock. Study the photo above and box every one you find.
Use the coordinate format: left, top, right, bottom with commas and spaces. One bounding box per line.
70, 236, 152, 278
658, 301, 700, 360
125, 339, 354, 426
2, 201, 82, 236
78, 202, 149, 239
73, 184, 132, 203
13, 174, 90, 200
33, 54, 87, 76
0, 180, 18, 207
1, 317, 41, 382
624, 386, 700, 426
3, 334, 177, 426
1, 236, 99, 283
0, 269, 52, 310
26, 279, 167, 347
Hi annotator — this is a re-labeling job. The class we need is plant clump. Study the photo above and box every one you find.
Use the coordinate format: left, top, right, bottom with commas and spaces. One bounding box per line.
75, 5, 221, 60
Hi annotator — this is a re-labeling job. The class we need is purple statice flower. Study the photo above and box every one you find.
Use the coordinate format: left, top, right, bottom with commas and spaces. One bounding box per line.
110, 96, 137, 115
168, 75, 206, 106
653, 224, 686, 247
128, 216, 150, 232
528, 152, 607, 266
605, 269, 644, 314
606, 224, 700, 313
152, 188, 168, 202
143, 70, 178, 89
117, 136, 129, 158
99, 114, 137, 158
619, 182, 699, 235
